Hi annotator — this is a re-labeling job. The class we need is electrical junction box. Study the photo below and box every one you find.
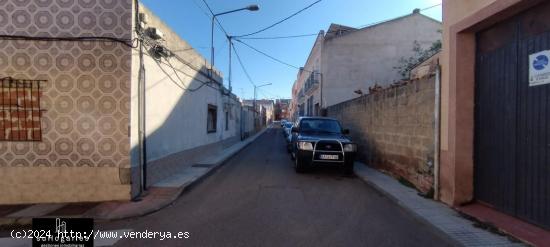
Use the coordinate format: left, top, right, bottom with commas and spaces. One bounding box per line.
151, 45, 171, 58
146, 27, 164, 40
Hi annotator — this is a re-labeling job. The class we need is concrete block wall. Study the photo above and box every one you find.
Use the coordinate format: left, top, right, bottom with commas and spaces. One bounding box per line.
241, 106, 257, 139
327, 76, 436, 193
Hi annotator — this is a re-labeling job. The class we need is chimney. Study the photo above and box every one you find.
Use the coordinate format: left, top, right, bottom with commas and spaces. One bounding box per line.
413, 8, 420, 14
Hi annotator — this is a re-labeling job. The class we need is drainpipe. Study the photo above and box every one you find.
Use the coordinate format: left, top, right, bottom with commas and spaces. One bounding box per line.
240, 105, 244, 140
134, 0, 147, 195
434, 63, 441, 200
138, 41, 147, 192
319, 72, 323, 116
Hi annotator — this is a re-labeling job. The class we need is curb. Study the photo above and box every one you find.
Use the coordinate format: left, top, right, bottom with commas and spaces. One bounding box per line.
353, 163, 527, 247
81, 127, 269, 222
0, 128, 269, 226
115, 127, 269, 220
352, 164, 466, 247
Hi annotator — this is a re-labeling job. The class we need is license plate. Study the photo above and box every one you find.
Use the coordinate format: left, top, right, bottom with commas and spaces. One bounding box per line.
319, 154, 339, 160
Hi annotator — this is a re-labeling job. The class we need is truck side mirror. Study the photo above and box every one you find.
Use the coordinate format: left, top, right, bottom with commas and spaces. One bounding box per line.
342, 129, 350, 134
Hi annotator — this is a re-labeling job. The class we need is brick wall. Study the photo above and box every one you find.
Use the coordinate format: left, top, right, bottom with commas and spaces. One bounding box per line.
327, 76, 436, 193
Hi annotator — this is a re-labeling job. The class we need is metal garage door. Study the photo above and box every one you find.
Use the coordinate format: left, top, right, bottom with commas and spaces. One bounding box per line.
475, 2, 550, 229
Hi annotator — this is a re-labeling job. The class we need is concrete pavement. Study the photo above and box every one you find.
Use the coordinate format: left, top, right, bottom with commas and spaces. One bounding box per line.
354, 164, 525, 246
0, 126, 528, 246
0, 127, 269, 227
94, 127, 457, 247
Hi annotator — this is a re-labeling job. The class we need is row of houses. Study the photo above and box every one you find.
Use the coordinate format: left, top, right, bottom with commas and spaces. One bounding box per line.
291, 1, 550, 232
242, 99, 276, 127
0, 1, 267, 204
274, 99, 291, 120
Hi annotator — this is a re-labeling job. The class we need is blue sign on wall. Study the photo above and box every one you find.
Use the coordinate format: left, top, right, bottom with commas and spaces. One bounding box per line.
529, 50, 550, 86
533, 55, 548, 71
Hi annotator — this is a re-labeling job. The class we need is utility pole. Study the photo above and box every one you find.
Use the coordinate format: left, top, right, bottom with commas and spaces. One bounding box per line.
253, 83, 272, 129
228, 36, 232, 91
210, 4, 259, 88
254, 86, 257, 128
210, 15, 215, 84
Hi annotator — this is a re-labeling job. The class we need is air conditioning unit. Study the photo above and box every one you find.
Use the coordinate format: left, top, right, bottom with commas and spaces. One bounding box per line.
146, 27, 164, 40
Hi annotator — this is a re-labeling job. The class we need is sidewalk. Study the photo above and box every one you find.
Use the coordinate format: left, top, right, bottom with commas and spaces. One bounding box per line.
0, 128, 269, 227
353, 162, 526, 247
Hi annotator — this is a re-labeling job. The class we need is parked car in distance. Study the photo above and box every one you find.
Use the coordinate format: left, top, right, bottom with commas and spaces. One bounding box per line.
286, 129, 293, 147
283, 122, 293, 138
290, 117, 356, 174
280, 119, 288, 127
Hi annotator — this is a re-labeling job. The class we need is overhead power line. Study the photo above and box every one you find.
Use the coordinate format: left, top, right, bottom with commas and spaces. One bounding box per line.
142, 41, 217, 92
231, 40, 256, 87
355, 13, 410, 28
191, 0, 212, 19
235, 39, 312, 73
136, 21, 220, 86
238, 3, 442, 40
163, 57, 210, 92
421, 3, 442, 11
240, 33, 320, 40
201, 0, 230, 37
258, 87, 286, 99
0, 35, 136, 48
234, 0, 323, 38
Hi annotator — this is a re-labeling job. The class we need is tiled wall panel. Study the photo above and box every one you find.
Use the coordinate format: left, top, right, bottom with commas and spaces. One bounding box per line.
0, 0, 133, 203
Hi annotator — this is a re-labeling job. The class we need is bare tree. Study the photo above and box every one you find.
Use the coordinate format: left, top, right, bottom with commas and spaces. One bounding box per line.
394, 39, 441, 79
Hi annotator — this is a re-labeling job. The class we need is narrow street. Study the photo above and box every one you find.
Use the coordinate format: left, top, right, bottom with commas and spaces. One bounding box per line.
1, 1, 548, 245
98, 126, 456, 247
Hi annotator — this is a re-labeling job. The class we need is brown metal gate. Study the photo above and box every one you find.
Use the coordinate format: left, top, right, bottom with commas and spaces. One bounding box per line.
475, 2, 550, 229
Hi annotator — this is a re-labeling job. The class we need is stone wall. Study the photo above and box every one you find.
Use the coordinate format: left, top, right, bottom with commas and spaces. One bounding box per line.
327, 76, 436, 193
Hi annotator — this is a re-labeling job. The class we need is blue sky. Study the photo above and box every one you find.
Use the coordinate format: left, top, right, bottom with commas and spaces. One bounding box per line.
140, 0, 442, 100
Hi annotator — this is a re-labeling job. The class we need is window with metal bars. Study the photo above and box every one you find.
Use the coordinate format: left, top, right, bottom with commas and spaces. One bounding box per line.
207, 104, 217, 133
0, 77, 43, 141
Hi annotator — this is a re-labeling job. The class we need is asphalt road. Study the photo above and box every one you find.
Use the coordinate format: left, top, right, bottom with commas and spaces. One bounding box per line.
99, 126, 456, 247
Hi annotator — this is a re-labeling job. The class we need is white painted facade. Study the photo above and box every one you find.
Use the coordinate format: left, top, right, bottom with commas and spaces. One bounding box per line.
129, 5, 252, 191
291, 11, 442, 119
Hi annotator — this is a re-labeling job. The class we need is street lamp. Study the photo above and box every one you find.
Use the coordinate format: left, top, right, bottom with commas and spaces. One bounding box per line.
254, 83, 271, 129
210, 4, 259, 89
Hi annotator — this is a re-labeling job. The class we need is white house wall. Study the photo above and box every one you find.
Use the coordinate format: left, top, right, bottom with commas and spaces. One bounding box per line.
321, 14, 442, 107
130, 4, 241, 189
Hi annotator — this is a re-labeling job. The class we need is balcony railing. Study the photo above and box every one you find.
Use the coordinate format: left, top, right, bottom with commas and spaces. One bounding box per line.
303, 72, 320, 94
297, 89, 305, 99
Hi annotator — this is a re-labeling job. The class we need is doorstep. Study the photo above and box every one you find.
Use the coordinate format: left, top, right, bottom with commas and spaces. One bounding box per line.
459, 203, 550, 247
